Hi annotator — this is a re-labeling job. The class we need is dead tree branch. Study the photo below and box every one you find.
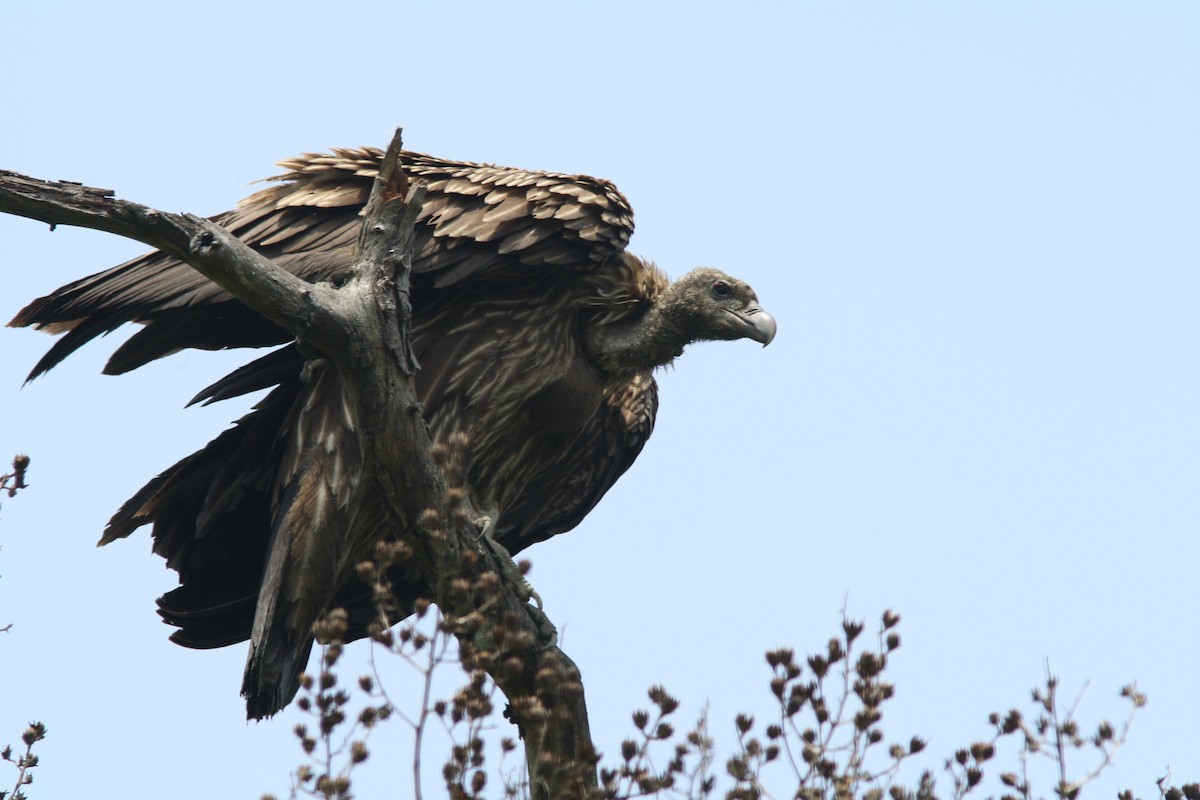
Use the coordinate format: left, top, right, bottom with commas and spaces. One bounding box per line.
0, 129, 597, 798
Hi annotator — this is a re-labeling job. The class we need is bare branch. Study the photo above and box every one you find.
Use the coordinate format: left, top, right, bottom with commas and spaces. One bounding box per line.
0, 171, 349, 354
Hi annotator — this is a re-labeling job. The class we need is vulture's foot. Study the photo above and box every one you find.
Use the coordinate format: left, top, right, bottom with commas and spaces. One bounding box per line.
472, 514, 543, 608
472, 515, 556, 648
472, 513, 497, 540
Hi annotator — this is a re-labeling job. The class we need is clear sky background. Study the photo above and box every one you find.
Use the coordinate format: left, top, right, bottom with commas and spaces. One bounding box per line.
1, 3, 1196, 797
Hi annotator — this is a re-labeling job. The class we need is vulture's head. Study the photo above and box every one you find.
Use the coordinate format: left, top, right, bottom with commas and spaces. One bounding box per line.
668, 267, 777, 347
589, 265, 776, 372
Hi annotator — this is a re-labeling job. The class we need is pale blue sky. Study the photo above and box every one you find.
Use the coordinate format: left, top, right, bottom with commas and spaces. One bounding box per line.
1, 3, 1197, 797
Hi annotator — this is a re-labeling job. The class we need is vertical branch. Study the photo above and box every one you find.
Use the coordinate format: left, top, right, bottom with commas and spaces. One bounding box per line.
323, 129, 600, 799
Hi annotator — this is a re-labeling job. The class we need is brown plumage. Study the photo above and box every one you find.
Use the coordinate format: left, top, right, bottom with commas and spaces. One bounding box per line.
10, 147, 776, 718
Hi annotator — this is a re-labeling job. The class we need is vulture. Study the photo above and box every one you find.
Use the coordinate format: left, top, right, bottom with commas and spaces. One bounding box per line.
10, 147, 776, 718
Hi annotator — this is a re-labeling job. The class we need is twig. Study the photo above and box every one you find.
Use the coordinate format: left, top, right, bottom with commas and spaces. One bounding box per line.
0, 455, 30, 501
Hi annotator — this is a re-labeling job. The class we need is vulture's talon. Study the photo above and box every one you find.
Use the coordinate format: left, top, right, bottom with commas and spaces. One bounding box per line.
472, 514, 495, 541
525, 583, 544, 611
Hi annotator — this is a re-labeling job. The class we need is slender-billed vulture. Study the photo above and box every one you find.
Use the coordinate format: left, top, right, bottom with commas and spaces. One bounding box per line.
10, 147, 776, 718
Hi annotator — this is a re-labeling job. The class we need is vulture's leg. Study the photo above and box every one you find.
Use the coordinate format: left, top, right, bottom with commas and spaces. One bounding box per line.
472, 512, 542, 608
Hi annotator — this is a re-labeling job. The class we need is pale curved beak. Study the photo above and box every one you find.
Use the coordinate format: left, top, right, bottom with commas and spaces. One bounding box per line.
728, 306, 777, 346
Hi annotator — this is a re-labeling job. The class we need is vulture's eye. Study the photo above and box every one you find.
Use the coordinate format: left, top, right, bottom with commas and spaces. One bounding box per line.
710, 280, 732, 300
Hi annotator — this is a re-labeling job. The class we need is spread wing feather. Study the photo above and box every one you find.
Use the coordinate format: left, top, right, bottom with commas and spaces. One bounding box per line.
9, 148, 634, 379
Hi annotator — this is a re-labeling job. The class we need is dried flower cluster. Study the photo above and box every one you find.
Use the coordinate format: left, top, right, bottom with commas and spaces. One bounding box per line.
598, 685, 715, 798
262, 608, 390, 800
0, 455, 29, 507
261, 582, 1196, 800
1, 456, 41, 800
720, 610, 924, 800
944, 671, 1152, 800
0, 722, 45, 800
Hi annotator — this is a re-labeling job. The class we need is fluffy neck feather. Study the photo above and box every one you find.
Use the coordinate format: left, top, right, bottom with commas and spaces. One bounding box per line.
585, 284, 694, 374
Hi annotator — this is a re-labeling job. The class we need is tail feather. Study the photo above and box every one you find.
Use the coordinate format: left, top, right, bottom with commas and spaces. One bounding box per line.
241, 476, 308, 719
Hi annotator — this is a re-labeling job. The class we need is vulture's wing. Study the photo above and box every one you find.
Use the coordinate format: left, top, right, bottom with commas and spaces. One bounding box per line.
10, 148, 635, 379
10, 148, 645, 719
496, 372, 659, 554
